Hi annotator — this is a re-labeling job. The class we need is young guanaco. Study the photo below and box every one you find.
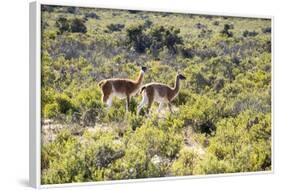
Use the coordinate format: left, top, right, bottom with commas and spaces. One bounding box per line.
137, 73, 186, 114
98, 66, 147, 111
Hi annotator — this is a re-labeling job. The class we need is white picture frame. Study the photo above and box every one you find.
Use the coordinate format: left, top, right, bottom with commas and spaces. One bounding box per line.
29, 0, 274, 189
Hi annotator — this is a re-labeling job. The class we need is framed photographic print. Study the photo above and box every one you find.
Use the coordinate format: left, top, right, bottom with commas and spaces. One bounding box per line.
29, 0, 273, 188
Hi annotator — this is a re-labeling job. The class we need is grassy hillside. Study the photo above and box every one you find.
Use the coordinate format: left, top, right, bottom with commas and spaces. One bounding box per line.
40, 5, 271, 184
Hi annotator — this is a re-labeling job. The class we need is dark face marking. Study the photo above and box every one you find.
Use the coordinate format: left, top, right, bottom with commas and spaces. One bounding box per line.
178, 74, 186, 80
141, 66, 147, 73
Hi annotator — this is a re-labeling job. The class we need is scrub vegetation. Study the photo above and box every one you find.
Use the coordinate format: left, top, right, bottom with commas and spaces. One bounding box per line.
40, 5, 272, 184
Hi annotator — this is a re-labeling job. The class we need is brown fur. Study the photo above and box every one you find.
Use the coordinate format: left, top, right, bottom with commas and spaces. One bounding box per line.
99, 69, 145, 111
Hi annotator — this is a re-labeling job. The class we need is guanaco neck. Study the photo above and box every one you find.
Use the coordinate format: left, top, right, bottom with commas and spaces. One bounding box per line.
135, 70, 144, 86
172, 75, 180, 96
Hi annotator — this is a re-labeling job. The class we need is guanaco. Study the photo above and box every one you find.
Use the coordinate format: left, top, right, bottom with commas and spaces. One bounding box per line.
137, 73, 186, 114
98, 66, 147, 111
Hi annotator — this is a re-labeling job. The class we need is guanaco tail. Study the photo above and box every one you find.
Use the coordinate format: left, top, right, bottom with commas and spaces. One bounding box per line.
98, 66, 147, 111
137, 73, 186, 115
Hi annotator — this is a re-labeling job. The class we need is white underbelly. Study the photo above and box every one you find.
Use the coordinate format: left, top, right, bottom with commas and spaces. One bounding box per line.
154, 90, 168, 103
112, 91, 127, 99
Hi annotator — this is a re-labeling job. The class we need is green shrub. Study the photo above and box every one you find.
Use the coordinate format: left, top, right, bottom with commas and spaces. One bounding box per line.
194, 153, 230, 174
104, 100, 126, 122
114, 124, 183, 179
220, 24, 234, 37
55, 93, 75, 115
243, 30, 258, 37
262, 27, 271, 33
73, 87, 102, 110
128, 98, 138, 114
178, 95, 218, 134
148, 25, 183, 54
171, 148, 199, 176
41, 5, 54, 12
71, 86, 105, 125
66, 7, 78, 14
196, 111, 271, 174
42, 129, 83, 184
191, 72, 210, 92
126, 24, 182, 54
44, 103, 59, 118
180, 44, 195, 58
126, 24, 148, 53
85, 12, 100, 19
128, 124, 183, 159
106, 23, 125, 32
213, 78, 225, 92
56, 17, 70, 34
70, 18, 87, 33
128, 113, 144, 131
42, 129, 125, 184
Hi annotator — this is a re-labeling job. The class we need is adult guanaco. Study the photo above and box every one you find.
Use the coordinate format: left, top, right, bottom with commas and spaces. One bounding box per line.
98, 66, 147, 111
137, 73, 186, 114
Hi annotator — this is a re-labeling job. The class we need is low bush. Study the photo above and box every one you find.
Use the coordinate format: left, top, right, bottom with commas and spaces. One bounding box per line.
106, 23, 125, 32
128, 113, 144, 131
42, 90, 76, 119
196, 111, 271, 174
171, 148, 199, 176
220, 24, 234, 37
178, 95, 219, 134
126, 24, 148, 53
41, 120, 184, 183
66, 7, 78, 14
212, 20, 220, 26
70, 18, 87, 33
56, 17, 87, 34
243, 30, 259, 37
42, 5, 54, 12
42, 129, 125, 183
180, 45, 195, 58
56, 17, 70, 34
126, 24, 183, 54
85, 12, 100, 19
44, 103, 59, 119
55, 93, 76, 115
261, 27, 271, 33
104, 99, 126, 122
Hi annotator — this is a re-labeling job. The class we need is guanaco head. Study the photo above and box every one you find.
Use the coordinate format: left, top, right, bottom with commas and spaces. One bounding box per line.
141, 66, 147, 73
177, 73, 186, 80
